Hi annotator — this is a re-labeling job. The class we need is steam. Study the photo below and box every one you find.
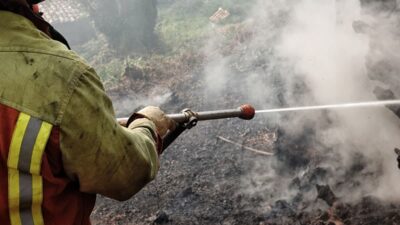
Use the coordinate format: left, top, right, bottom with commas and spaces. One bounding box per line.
277, 0, 400, 202
202, 0, 400, 204
112, 90, 172, 117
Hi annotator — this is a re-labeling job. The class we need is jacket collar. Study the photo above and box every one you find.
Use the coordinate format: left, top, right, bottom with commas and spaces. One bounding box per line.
0, 1, 51, 36
0, 10, 70, 49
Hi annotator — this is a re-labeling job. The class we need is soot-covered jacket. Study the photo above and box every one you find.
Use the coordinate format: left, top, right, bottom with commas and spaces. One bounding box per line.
0, 11, 160, 225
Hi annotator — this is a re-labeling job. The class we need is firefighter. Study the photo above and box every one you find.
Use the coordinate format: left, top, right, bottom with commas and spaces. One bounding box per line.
0, 0, 175, 224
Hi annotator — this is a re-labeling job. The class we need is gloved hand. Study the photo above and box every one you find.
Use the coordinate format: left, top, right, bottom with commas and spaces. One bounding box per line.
134, 106, 175, 137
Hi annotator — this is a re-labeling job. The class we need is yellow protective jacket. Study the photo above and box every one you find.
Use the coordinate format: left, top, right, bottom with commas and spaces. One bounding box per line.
0, 11, 160, 225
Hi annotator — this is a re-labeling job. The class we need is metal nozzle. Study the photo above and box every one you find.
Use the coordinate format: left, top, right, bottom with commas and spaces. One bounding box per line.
166, 104, 256, 123
162, 104, 255, 151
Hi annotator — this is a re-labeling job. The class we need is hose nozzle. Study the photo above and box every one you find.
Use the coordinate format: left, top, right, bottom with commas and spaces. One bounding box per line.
239, 104, 255, 120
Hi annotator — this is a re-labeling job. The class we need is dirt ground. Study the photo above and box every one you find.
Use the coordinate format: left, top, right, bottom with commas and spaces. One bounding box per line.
90, 49, 400, 224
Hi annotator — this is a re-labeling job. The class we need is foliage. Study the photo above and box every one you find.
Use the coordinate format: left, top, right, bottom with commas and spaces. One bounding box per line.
156, 0, 257, 52
96, 59, 125, 84
157, 13, 207, 52
75, 0, 258, 81
79, 0, 158, 56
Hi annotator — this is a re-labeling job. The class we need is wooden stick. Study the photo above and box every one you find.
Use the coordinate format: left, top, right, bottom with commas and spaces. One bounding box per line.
217, 136, 274, 156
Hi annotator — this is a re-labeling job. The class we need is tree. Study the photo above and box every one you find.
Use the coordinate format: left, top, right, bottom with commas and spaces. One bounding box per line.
81, 0, 158, 56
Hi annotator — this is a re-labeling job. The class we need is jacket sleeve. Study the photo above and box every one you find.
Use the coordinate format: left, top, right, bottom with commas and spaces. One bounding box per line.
59, 66, 160, 201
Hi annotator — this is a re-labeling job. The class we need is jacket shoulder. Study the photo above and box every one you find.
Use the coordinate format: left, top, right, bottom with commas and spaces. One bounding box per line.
0, 49, 91, 125
0, 12, 96, 125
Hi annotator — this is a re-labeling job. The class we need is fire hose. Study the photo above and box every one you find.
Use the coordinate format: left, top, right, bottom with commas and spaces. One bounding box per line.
117, 102, 400, 168
118, 104, 255, 150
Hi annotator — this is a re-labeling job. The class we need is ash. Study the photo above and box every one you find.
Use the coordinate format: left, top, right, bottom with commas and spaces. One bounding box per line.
92, 1, 400, 224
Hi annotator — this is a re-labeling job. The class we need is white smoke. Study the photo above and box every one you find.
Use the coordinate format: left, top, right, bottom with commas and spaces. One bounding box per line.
277, 0, 400, 202
112, 89, 172, 117
202, 0, 400, 204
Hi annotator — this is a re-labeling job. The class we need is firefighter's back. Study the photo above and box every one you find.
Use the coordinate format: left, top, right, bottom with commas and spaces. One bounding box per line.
0, 10, 95, 225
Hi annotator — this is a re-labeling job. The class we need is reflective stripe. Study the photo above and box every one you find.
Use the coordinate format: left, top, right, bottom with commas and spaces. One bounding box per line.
8, 113, 30, 225
8, 169, 21, 225
8, 113, 30, 170
30, 122, 52, 175
18, 118, 42, 173
31, 175, 44, 225
19, 173, 33, 225
8, 113, 52, 225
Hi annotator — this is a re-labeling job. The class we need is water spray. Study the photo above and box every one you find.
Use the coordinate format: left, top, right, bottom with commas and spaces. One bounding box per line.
256, 100, 400, 114
118, 100, 400, 150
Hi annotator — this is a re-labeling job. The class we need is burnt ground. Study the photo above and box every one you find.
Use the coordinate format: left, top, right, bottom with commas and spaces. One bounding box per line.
89, 4, 400, 221
89, 46, 400, 225
91, 114, 400, 225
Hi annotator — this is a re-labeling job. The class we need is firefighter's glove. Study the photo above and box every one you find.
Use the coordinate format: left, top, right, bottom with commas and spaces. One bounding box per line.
134, 106, 175, 137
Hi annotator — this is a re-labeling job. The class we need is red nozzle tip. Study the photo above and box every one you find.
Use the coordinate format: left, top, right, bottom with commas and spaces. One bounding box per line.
239, 104, 255, 120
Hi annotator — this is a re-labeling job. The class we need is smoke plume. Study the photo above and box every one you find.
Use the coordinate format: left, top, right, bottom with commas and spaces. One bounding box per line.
202, 0, 400, 205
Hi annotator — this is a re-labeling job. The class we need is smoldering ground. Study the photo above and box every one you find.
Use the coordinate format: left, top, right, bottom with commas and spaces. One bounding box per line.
87, 0, 400, 224
201, 0, 400, 209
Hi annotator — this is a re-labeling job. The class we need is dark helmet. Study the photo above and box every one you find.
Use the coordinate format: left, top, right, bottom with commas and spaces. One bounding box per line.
27, 0, 45, 4
26, 0, 44, 13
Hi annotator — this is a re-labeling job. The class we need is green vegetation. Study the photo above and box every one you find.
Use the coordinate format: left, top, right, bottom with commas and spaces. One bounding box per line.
96, 59, 125, 83
157, 13, 208, 52
76, 0, 257, 84
157, 0, 256, 52
78, 0, 158, 56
